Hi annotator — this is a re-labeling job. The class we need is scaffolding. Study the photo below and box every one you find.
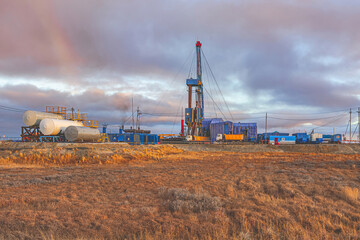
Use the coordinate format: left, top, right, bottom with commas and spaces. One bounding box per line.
47, 106, 99, 128
21, 126, 43, 142
46, 106, 67, 118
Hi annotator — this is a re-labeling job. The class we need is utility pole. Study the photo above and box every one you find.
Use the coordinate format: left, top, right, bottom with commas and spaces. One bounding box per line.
265, 112, 268, 142
136, 107, 141, 130
350, 108, 352, 143
358, 107, 360, 143
131, 97, 134, 130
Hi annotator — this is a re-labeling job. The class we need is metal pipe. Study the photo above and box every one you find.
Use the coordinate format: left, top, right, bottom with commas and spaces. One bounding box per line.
188, 86, 192, 108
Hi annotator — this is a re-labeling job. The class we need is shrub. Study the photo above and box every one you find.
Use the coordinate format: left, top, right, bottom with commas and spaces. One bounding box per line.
343, 187, 359, 201
159, 188, 222, 213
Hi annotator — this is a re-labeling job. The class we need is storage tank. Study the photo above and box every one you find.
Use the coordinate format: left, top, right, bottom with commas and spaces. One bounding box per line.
23, 110, 64, 126
40, 119, 83, 135
64, 126, 100, 142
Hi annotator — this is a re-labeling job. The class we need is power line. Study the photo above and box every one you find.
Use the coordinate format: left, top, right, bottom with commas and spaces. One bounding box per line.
0, 105, 27, 113
203, 87, 227, 120
236, 109, 349, 116
202, 50, 234, 121
268, 113, 346, 121
351, 124, 358, 138
313, 113, 347, 130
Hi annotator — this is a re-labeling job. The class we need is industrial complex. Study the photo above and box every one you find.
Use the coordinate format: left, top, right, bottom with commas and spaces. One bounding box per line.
15, 41, 349, 145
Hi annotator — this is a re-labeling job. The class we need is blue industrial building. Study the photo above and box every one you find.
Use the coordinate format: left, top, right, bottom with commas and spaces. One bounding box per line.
104, 126, 160, 145
331, 134, 342, 143
292, 133, 309, 144
233, 123, 257, 141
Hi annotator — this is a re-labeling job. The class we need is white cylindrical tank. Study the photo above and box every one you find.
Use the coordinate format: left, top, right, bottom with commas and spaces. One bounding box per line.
23, 110, 64, 126
40, 119, 83, 135
64, 126, 100, 142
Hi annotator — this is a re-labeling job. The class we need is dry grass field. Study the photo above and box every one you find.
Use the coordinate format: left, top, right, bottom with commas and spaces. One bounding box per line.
0, 143, 359, 239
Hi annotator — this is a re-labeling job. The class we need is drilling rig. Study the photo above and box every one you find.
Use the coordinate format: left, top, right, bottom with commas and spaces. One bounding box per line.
185, 41, 205, 139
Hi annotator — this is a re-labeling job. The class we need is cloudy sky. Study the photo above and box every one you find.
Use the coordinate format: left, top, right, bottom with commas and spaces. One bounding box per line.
1, 0, 360, 137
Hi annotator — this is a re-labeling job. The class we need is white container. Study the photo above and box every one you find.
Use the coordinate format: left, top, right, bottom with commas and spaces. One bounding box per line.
23, 110, 64, 126
64, 126, 100, 142
40, 119, 83, 135
310, 133, 323, 142
216, 134, 223, 141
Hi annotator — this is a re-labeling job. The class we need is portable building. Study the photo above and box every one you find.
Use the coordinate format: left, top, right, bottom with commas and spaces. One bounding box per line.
210, 122, 225, 142
108, 133, 121, 142
331, 134, 342, 143
269, 136, 296, 144
202, 118, 223, 137
310, 133, 323, 143
322, 134, 332, 143
233, 123, 257, 140
292, 133, 309, 144
224, 121, 233, 134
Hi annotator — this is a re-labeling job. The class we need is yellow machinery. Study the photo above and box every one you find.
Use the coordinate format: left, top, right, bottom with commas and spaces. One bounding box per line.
193, 136, 210, 141
97, 133, 110, 143
224, 134, 244, 141
159, 134, 179, 140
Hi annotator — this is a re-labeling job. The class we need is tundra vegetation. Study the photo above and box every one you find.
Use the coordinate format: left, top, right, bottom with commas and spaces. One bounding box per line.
0, 143, 359, 239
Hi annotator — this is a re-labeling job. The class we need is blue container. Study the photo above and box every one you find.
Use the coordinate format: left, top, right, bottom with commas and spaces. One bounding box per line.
150, 134, 156, 144
292, 133, 309, 144
145, 134, 159, 144
322, 135, 331, 143
210, 122, 225, 142
202, 118, 223, 136
107, 133, 159, 144
125, 134, 134, 143
316, 138, 323, 144
138, 134, 145, 145
323, 134, 331, 139
108, 133, 120, 142
202, 118, 212, 132
224, 121, 233, 134
269, 136, 296, 144
331, 134, 342, 143
233, 123, 257, 140
117, 134, 125, 142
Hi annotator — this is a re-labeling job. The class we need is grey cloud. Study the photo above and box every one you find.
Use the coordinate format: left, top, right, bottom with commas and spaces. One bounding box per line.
1, 0, 360, 135
0, 84, 179, 126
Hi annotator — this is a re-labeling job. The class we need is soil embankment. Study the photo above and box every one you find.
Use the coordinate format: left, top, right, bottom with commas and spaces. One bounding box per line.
1, 142, 360, 158
174, 143, 360, 154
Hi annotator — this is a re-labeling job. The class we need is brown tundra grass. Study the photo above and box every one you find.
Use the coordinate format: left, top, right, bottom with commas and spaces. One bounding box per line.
0, 144, 359, 239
